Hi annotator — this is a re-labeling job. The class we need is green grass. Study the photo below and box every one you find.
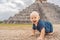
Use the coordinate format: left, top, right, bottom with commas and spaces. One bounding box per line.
0, 24, 32, 26
0, 24, 32, 30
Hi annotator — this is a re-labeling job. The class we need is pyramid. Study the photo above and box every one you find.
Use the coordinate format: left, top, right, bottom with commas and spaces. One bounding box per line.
4, 2, 60, 24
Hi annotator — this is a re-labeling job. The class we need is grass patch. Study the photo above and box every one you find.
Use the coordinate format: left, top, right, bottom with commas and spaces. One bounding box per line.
0, 24, 32, 27
0, 24, 32, 30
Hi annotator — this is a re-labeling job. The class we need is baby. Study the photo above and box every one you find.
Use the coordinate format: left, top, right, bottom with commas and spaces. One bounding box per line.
30, 11, 53, 40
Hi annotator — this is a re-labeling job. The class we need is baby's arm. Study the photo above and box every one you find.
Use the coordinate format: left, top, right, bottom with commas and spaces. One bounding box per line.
31, 29, 36, 36
40, 28, 45, 38
31, 24, 36, 36
37, 28, 45, 40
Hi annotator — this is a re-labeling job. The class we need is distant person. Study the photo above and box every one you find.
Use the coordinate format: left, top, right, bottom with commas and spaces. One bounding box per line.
30, 11, 53, 40
36, 0, 47, 3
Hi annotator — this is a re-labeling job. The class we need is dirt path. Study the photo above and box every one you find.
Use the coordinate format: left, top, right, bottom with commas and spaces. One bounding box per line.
0, 30, 60, 40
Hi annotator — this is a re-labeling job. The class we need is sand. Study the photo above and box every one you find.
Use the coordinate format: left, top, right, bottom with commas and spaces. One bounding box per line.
0, 24, 60, 40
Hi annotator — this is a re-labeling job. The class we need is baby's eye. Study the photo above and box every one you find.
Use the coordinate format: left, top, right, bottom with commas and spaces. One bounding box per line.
32, 18, 33, 19
34, 17, 36, 19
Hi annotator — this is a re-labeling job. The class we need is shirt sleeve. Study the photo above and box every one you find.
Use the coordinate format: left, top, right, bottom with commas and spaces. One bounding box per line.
32, 24, 36, 30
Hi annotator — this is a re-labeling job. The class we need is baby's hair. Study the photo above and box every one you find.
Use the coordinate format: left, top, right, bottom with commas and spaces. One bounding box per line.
30, 11, 40, 17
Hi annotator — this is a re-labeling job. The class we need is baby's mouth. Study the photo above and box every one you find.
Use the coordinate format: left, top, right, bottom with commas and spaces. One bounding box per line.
33, 21, 36, 23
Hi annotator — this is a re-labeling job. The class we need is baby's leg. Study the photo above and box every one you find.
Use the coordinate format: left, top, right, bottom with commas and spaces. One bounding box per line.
48, 22, 53, 35
47, 32, 53, 35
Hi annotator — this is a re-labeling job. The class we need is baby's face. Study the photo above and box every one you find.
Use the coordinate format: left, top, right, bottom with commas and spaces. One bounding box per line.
30, 15, 40, 24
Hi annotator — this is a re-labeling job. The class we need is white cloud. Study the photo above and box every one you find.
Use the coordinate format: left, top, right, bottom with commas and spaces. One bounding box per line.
13, 0, 25, 6
0, 4, 17, 12
0, 0, 27, 12
47, 0, 60, 6
0, 0, 31, 20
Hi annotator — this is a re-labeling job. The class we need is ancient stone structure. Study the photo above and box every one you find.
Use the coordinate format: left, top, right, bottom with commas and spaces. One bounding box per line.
3, 1, 60, 24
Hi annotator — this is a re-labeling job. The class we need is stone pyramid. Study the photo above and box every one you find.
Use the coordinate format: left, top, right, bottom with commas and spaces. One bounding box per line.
4, 2, 60, 24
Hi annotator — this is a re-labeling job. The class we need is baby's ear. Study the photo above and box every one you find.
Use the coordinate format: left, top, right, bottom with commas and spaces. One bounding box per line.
38, 16, 40, 19
38, 16, 40, 18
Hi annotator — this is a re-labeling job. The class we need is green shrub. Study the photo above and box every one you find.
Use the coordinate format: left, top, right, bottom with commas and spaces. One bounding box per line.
0, 21, 3, 24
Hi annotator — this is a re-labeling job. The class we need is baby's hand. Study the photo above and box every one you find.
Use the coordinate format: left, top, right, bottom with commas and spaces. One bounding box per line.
37, 36, 44, 40
30, 33, 35, 36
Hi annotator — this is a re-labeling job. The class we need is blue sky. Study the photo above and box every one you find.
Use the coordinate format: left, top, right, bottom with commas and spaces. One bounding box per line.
0, 0, 60, 21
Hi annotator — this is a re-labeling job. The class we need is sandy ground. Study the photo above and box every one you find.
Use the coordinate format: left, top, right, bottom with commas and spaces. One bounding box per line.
0, 24, 60, 40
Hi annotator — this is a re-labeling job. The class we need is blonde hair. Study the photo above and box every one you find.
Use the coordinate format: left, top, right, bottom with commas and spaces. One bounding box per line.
30, 11, 40, 17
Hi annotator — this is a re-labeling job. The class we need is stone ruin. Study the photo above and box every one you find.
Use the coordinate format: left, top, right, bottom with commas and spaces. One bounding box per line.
3, 1, 60, 24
